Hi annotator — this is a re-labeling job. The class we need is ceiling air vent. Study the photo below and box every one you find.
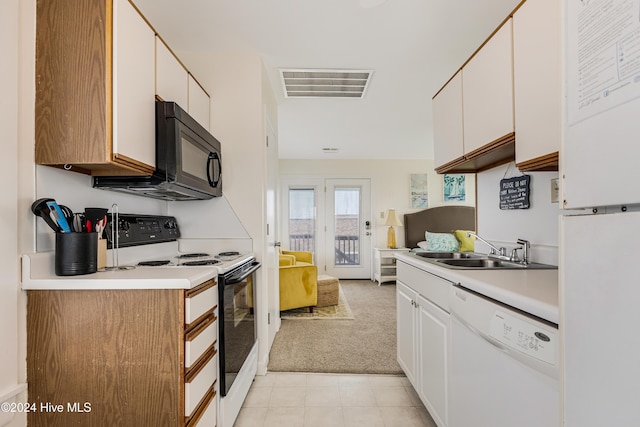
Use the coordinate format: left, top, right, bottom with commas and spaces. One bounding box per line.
280, 69, 373, 99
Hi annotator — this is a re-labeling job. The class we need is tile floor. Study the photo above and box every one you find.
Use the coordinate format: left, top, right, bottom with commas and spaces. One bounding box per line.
234, 372, 438, 427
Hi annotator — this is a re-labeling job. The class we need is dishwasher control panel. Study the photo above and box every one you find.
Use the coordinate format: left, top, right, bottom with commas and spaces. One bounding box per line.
490, 310, 557, 365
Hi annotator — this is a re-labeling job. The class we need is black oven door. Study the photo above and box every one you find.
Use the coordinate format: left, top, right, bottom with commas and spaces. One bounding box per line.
219, 261, 260, 396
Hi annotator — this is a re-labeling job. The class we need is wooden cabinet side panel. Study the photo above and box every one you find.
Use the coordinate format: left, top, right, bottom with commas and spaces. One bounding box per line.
27, 290, 183, 427
35, 0, 109, 165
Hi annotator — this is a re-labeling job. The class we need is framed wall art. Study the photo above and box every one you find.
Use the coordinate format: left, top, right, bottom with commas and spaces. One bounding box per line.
410, 173, 429, 208
443, 174, 466, 202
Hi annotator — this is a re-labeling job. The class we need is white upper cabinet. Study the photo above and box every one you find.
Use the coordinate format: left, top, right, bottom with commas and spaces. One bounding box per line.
462, 19, 514, 155
188, 75, 211, 131
156, 37, 210, 132
155, 36, 189, 109
113, 0, 156, 168
433, 71, 464, 169
513, 0, 561, 171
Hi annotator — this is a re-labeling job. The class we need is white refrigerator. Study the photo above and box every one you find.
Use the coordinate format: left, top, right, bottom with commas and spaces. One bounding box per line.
562, 0, 640, 425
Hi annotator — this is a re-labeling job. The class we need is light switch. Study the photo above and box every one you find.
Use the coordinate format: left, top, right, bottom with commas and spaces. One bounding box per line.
551, 178, 559, 203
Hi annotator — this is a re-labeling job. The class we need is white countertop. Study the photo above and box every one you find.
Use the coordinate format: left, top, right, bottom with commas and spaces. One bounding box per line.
396, 252, 559, 324
22, 251, 218, 290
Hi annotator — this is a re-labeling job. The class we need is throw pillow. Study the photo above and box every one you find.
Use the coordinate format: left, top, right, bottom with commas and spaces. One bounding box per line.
417, 241, 428, 250
454, 230, 476, 252
425, 231, 460, 252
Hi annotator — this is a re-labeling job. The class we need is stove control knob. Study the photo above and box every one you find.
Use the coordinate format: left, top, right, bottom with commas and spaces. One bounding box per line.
164, 219, 177, 230
118, 219, 130, 232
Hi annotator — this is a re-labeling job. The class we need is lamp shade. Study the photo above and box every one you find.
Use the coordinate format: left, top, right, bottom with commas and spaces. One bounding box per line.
384, 209, 403, 227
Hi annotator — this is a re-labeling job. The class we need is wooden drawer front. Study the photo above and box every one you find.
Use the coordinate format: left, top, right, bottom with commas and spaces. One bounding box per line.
185, 313, 217, 368
185, 347, 217, 416
185, 279, 217, 325
397, 261, 452, 312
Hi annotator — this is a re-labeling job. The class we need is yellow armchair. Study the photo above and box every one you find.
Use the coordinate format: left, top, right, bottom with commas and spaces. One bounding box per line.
281, 250, 313, 265
279, 250, 317, 312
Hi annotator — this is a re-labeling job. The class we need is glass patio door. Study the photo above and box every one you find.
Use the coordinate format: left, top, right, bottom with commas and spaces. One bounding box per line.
287, 188, 316, 253
324, 179, 371, 279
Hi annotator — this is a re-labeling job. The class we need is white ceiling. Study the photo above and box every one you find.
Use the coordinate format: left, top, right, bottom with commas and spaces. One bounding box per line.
134, 0, 522, 159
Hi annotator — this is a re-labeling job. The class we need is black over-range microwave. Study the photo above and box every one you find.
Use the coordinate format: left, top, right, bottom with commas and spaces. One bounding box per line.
94, 101, 222, 201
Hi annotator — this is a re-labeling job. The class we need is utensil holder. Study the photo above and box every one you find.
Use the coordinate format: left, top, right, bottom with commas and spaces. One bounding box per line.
55, 233, 98, 276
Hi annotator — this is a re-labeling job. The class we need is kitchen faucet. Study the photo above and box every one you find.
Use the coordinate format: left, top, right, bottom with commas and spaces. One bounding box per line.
466, 232, 506, 257
516, 238, 530, 265
466, 232, 531, 265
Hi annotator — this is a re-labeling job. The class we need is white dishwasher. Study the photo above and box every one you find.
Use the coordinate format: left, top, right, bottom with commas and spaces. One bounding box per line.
449, 285, 559, 427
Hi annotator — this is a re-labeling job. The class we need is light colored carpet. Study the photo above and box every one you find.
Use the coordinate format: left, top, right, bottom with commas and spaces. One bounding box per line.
268, 280, 402, 374
280, 285, 354, 320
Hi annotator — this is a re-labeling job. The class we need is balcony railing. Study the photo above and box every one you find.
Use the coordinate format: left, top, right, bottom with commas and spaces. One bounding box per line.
335, 235, 359, 265
288, 234, 359, 266
289, 234, 315, 252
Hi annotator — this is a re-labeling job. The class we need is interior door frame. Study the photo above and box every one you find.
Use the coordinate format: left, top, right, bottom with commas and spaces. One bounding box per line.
280, 175, 373, 280
324, 178, 372, 279
265, 116, 280, 351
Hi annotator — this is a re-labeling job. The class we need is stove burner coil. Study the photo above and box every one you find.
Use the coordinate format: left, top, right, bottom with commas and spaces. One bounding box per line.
218, 251, 240, 257
177, 253, 210, 259
181, 259, 221, 266
138, 260, 171, 267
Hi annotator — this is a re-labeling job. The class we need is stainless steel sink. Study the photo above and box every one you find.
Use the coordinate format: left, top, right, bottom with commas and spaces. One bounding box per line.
436, 258, 557, 270
414, 252, 479, 259
438, 258, 506, 268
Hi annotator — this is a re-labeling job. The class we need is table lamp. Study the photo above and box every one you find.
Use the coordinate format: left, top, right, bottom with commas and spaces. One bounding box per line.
384, 209, 403, 249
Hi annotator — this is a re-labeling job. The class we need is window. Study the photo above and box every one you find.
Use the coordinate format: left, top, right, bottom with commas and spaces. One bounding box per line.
288, 188, 315, 252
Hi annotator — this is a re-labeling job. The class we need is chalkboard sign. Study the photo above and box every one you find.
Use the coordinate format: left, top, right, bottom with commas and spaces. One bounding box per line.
499, 175, 530, 210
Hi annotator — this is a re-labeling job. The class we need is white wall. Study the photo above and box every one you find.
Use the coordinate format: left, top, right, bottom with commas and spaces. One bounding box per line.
35, 167, 167, 251
476, 163, 560, 265
178, 52, 266, 248
279, 159, 476, 249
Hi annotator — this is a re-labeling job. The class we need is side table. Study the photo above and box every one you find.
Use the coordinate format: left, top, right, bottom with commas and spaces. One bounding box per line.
373, 247, 410, 285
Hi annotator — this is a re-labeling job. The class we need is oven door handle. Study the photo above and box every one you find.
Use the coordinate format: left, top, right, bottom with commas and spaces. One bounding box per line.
224, 262, 261, 285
